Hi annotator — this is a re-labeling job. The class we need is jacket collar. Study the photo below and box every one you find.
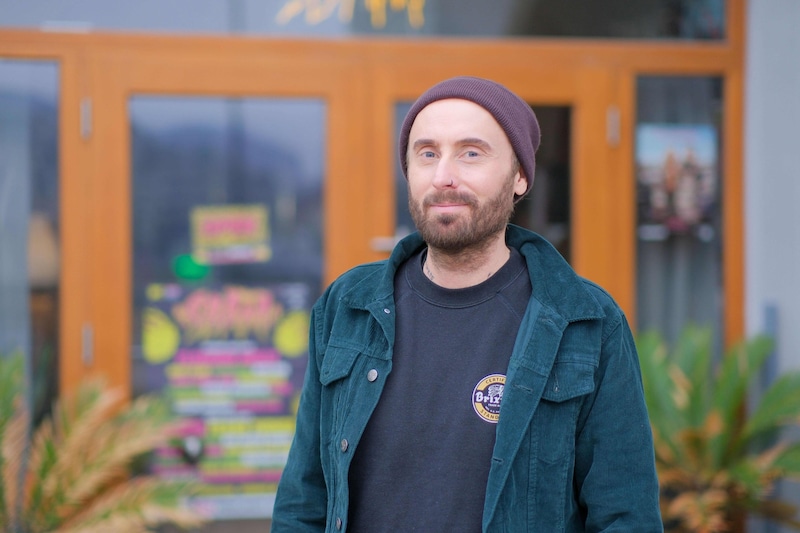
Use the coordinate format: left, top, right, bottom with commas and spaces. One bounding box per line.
506, 224, 605, 322
341, 224, 604, 324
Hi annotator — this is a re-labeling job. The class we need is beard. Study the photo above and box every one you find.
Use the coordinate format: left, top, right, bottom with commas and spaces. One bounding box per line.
408, 169, 517, 253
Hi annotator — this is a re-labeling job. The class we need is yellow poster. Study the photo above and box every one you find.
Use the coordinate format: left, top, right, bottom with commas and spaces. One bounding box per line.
191, 204, 271, 265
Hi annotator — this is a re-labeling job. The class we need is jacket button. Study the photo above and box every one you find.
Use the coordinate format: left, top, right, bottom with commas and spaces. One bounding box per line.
367, 369, 378, 382
340, 439, 349, 452
336, 517, 343, 529
383, 308, 391, 314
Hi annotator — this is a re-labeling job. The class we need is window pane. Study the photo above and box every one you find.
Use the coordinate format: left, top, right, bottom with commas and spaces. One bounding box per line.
635, 76, 723, 345
513, 106, 572, 263
0, 59, 59, 423
0, 0, 725, 40
130, 96, 325, 522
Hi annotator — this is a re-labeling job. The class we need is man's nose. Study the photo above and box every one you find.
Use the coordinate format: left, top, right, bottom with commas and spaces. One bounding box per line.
432, 157, 457, 189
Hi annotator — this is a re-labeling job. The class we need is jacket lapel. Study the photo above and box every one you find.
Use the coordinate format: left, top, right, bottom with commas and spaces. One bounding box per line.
482, 299, 568, 526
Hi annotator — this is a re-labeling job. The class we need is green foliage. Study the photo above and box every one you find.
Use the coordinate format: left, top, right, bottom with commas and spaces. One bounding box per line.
638, 324, 800, 532
0, 353, 205, 533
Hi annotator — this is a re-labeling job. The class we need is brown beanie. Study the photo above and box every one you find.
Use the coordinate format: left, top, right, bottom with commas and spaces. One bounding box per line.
398, 76, 541, 199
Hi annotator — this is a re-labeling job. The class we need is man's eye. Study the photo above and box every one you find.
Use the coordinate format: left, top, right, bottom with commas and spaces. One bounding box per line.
465, 150, 480, 158
421, 151, 436, 158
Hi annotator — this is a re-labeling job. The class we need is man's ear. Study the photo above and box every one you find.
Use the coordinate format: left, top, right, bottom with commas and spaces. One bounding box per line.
513, 168, 529, 197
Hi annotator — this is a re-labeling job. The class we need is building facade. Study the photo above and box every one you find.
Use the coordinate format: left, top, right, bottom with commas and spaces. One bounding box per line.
1, 0, 797, 531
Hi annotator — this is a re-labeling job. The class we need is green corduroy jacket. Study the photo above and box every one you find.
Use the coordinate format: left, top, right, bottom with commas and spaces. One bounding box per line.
271, 224, 663, 532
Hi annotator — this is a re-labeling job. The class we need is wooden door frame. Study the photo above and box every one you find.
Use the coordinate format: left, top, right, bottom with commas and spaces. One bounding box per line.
84, 36, 369, 396
365, 56, 616, 287
0, 0, 745, 394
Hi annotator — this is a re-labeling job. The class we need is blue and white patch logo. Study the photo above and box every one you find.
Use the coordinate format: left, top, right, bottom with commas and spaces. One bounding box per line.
472, 374, 505, 423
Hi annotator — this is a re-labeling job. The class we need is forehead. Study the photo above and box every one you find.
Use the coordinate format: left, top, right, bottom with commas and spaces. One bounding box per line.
408, 98, 508, 146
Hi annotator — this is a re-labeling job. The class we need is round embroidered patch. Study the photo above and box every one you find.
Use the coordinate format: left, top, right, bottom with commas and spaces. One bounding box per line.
472, 374, 506, 423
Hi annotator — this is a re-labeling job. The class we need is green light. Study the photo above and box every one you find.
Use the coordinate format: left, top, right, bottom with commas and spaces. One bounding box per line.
172, 254, 211, 281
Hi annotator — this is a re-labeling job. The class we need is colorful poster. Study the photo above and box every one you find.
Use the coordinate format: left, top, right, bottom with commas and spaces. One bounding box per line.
635, 124, 718, 238
191, 204, 271, 265
140, 283, 310, 520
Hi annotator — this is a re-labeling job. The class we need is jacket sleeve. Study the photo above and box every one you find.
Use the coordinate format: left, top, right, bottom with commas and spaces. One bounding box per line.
574, 313, 664, 532
271, 305, 328, 532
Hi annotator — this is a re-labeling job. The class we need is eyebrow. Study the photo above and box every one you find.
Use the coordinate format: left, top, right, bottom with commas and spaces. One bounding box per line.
459, 137, 492, 151
411, 137, 492, 151
411, 138, 437, 151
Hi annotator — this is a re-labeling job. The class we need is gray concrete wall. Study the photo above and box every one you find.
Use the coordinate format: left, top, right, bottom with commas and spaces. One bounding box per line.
745, 1, 800, 531
746, 1, 800, 377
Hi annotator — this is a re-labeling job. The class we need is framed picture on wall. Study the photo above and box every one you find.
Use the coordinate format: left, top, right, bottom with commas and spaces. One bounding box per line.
635, 123, 718, 239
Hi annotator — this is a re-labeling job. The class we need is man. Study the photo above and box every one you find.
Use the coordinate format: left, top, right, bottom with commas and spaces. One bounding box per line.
272, 76, 662, 532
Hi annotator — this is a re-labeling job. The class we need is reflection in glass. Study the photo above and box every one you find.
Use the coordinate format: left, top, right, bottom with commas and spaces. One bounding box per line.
130, 96, 325, 522
0, 60, 60, 422
394, 103, 571, 263
635, 76, 723, 346
130, 98, 324, 306
1, 0, 725, 40
513, 107, 571, 262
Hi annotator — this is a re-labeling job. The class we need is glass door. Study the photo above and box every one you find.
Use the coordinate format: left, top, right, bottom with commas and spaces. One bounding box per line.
0, 59, 60, 423
129, 95, 325, 523
366, 60, 622, 303
81, 39, 363, 530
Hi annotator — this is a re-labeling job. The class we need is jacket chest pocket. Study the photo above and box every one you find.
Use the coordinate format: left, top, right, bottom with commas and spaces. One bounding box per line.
319, 345, 361, 386
319, 346, 362, 434
534, 360, 595, 464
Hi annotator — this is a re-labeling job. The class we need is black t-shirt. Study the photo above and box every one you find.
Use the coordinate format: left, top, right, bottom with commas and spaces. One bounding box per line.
347, 247, 532, 532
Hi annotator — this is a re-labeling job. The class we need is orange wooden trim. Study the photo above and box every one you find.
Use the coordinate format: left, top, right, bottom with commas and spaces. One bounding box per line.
323, 69, 373, 285
570, 68, 614, 288
723, 68, 745, 347
81, 54, 131, 395
2, 28, 741, 71
610, 70, 637, 324
58, 51, 92, 395
728, 0, 746, 54
367, 68, 403, 264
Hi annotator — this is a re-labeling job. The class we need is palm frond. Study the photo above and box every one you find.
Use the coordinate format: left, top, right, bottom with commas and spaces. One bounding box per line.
0, 352, 205, 533
21, 383, 124, 530
706, 335, 772, 471
756, 499, 800, 528
742, 372, 800, 446
637, 326, 800, 531
666, 489, 729, 533
637, 331, 686, 466
0, 353, 25, 531
673, 325, 714, 429
1, 396, 28, 530
770, 441, 800, 480
21, 383, 184, 531
58, 476, 203, 533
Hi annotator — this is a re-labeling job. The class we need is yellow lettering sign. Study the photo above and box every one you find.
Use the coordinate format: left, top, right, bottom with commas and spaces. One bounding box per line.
277, 0, 425, 29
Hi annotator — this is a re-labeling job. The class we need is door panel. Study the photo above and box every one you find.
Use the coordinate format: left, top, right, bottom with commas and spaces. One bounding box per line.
0, 59, 60, 421
128, 94, 325, 520
368, 61, 617, 294
78, 41, 363, 397
75, 43, 362, 525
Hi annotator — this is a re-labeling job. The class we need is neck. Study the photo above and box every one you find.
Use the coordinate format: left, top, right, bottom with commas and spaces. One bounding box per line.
423, 233, 510, 289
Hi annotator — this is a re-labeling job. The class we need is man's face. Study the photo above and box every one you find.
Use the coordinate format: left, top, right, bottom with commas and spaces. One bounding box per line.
406, 99, 527, 252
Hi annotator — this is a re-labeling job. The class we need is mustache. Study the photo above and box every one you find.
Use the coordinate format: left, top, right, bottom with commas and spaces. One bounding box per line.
422, 191, 478, 208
